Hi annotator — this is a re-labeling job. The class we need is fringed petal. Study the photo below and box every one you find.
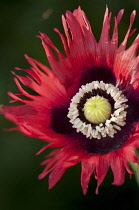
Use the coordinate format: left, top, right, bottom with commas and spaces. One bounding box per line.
110, 155, 125, 185
2, 103, 72, 144
7, 56, 70, 107
38, 147, 81, 188
38, 138, 139, 194
48, 168, 67, 189
113, 11, 139, 86
98, 7, 124, 67
40, 7, 97, 90
95, 155, 110, 194
118, 10, 136, 52
81, 160, 95, 195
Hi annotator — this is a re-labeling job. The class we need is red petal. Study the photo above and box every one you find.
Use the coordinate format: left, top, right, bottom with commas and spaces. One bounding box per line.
48, 168, 67, 189
95, 155, 110, 194
110, 155, 125, 186
40, 7, 97, 90
81, 160, 95, 195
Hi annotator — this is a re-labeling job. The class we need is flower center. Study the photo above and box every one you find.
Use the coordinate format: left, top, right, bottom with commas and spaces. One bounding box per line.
83, 96, 112, 124
67, 81, 128, 140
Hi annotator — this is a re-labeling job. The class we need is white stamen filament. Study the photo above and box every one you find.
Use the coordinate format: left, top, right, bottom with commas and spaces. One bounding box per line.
67, 81, 128, 140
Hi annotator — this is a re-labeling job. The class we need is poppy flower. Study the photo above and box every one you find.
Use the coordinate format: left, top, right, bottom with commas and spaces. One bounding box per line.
2, 6, 139, 194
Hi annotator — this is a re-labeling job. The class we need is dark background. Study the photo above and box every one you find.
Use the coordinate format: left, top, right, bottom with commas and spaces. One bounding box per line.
0, 0, 139, 209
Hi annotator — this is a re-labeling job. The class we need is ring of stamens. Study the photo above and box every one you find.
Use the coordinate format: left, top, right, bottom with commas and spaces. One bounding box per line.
67, 81, 128, 140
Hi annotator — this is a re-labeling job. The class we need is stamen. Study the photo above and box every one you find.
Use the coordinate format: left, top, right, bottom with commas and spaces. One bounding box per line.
67, 81, 128, 140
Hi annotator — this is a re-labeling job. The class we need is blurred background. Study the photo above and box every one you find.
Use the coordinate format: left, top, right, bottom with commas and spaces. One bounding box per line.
0, 0, 139, 209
